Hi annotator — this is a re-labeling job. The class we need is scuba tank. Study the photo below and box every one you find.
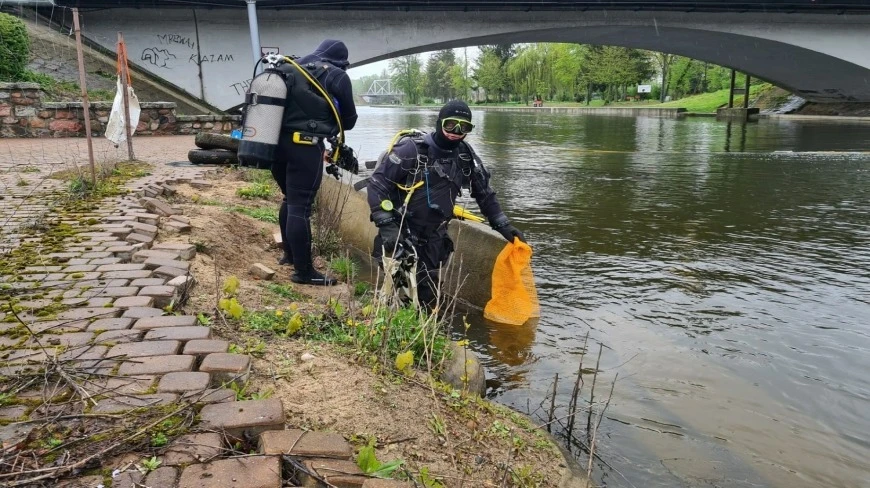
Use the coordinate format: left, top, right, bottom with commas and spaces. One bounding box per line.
238, 53, 345, 169
237, 54, 288, 168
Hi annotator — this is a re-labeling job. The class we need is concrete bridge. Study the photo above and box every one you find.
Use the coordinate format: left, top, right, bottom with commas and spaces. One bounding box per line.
50, 1, 870, 110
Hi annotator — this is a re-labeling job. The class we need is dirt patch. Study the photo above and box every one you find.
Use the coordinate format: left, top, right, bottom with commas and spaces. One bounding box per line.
162, 168, 576, 487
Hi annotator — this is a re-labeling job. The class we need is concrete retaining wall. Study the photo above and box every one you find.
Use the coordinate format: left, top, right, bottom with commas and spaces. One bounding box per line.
318, 174, 507, 309
0, 83, 239, 138
477, 106, 687, 117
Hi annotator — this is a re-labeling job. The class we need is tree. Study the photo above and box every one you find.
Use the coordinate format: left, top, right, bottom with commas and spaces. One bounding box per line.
423, 49, 457, 101
473, 50, 506, 103
478, 44, 515, 101
390, 54, 423, 105
0, 13, 30, 81
507, 44, 555, 104
652, 52, 676, 102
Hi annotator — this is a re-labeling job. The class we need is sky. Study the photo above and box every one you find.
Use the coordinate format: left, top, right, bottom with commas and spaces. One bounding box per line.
348, 47, 481, 80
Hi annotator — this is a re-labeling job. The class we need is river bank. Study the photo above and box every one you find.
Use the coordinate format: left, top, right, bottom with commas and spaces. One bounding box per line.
0, 135, 587, 487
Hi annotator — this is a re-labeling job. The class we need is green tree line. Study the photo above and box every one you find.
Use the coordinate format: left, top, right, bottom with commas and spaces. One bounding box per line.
355, 43, 758, 105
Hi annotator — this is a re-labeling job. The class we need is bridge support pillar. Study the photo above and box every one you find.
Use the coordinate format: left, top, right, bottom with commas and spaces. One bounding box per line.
716, 107, 760, 122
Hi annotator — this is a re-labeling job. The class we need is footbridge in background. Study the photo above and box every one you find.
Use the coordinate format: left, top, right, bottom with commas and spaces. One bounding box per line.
48, 1, 870, 110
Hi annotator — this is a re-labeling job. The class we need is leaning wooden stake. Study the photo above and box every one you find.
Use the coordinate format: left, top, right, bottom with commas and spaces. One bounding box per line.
547, 372, 559, 433
72, 8, 96, 186
567, 332, 589, 437
118, 32, 135, 161
586, 343, 603, 441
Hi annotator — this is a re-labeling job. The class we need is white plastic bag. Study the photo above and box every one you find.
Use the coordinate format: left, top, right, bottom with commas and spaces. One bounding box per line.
105, 76, 141, 145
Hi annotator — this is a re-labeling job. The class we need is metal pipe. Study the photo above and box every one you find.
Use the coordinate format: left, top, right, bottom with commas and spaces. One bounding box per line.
246, 0, 262, 71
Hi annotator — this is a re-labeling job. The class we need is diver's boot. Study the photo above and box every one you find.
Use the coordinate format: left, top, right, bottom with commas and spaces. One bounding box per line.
291, 268, 337, 286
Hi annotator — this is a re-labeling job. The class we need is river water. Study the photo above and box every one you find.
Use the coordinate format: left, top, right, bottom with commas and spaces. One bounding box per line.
346, 107, 870, 488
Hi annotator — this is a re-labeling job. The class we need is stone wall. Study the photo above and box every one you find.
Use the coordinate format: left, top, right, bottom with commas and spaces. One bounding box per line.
0, 83, 239, 138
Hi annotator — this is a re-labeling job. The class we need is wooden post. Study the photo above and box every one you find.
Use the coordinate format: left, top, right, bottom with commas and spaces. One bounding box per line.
743, 74, 751, 109
728, 69, 736, 108
72, 8, 96, 187
118, 32, 135, 161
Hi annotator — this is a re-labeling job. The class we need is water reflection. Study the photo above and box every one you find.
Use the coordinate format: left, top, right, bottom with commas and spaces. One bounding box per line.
345, 108, 870, 488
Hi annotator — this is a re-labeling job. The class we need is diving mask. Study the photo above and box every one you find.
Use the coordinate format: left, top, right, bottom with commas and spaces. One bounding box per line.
441, 117, 474, 135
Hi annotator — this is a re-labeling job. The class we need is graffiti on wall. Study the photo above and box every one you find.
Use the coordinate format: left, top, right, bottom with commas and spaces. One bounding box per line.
189, 53, 235, 64
157, 33, 196, 50
141, 48, 177, 68
230, 79, 254, 96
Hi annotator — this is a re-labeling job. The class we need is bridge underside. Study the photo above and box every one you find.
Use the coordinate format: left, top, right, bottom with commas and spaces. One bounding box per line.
57, 8, 870, 109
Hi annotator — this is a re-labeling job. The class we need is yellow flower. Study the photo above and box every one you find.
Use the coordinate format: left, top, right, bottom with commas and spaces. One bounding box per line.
395, 351, 414, 373
275, 310, 283, 317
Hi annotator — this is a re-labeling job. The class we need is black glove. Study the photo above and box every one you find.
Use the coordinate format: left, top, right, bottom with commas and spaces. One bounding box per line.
497, 224, 526, 244
378, 222, 401, 254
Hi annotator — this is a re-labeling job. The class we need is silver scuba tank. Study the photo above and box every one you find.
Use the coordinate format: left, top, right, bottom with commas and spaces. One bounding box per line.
238, 55, 288, 168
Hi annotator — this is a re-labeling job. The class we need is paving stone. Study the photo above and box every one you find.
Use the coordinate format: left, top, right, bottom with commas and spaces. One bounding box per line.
74, 279, 129, 289
167, 275, 196, 289
98, 270, 151, 280
91, 393, 178, 414
0, 405, 29, 420
199, 399, 285, 439
145, 466, 178, 488
152, 242, 197, 260
57, 307, 120, 321
177, 455, 281, 488
86, 317, 133, 331
300, 459, 366, 488
170, 214, 190, 224
56, 475, 105, 487
58, 344, 107, 370
36, 332, 94, 347
182, 387, 236, 404
259, 430, 353, 459
145, 326, 212, 342
81, 251, 112, 259
117, 355, 196, 375
62, 264, 99, 273
87, 257, 123, 265
140, 197, 181, 217
126, 221, 158, 237
189, 179, 212, 189
122, 307, 165, 319
94, 329, 143, 344
183, 339, 229, 356
132, 212, 160, 225
95, 263, 147, 273
199, 353, 251, 385
138, 285, 177, 308
111, 470, 144, 488
84, 376, 156, 395
24, 265, 63, 272
80, 286, 140, 298
103, 215, 137, 223
113, 295, 154, 308
158, 371, 210, 393
106, 245, 136, 260
28, 319, 90, 333
250, 263, 276, 280
163, 220, 192, 234
126, 232, 154, 248
132, 249, 178, 263
145, 257, 190, 271
163, 432, 224, 466
108, 340, 181, 359
133, 315, 197, 329
130, 278, 167, 287
153, 266, 189, 280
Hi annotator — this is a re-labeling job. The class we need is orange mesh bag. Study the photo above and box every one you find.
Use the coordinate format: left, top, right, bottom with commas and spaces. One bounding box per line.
484, 239, 540, 325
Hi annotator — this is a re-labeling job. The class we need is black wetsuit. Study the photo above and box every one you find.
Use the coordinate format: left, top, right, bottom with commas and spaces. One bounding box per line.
367, 133, 509, 306
270, 40, 357, 280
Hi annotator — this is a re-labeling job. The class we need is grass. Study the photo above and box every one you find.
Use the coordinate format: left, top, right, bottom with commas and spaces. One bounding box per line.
22, 71, 114, 102
330, 257, 359, 281
264, 282, 303, 301
227, 205, 278, 223
657, 83, 767, 112
236, 182, 275, 200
